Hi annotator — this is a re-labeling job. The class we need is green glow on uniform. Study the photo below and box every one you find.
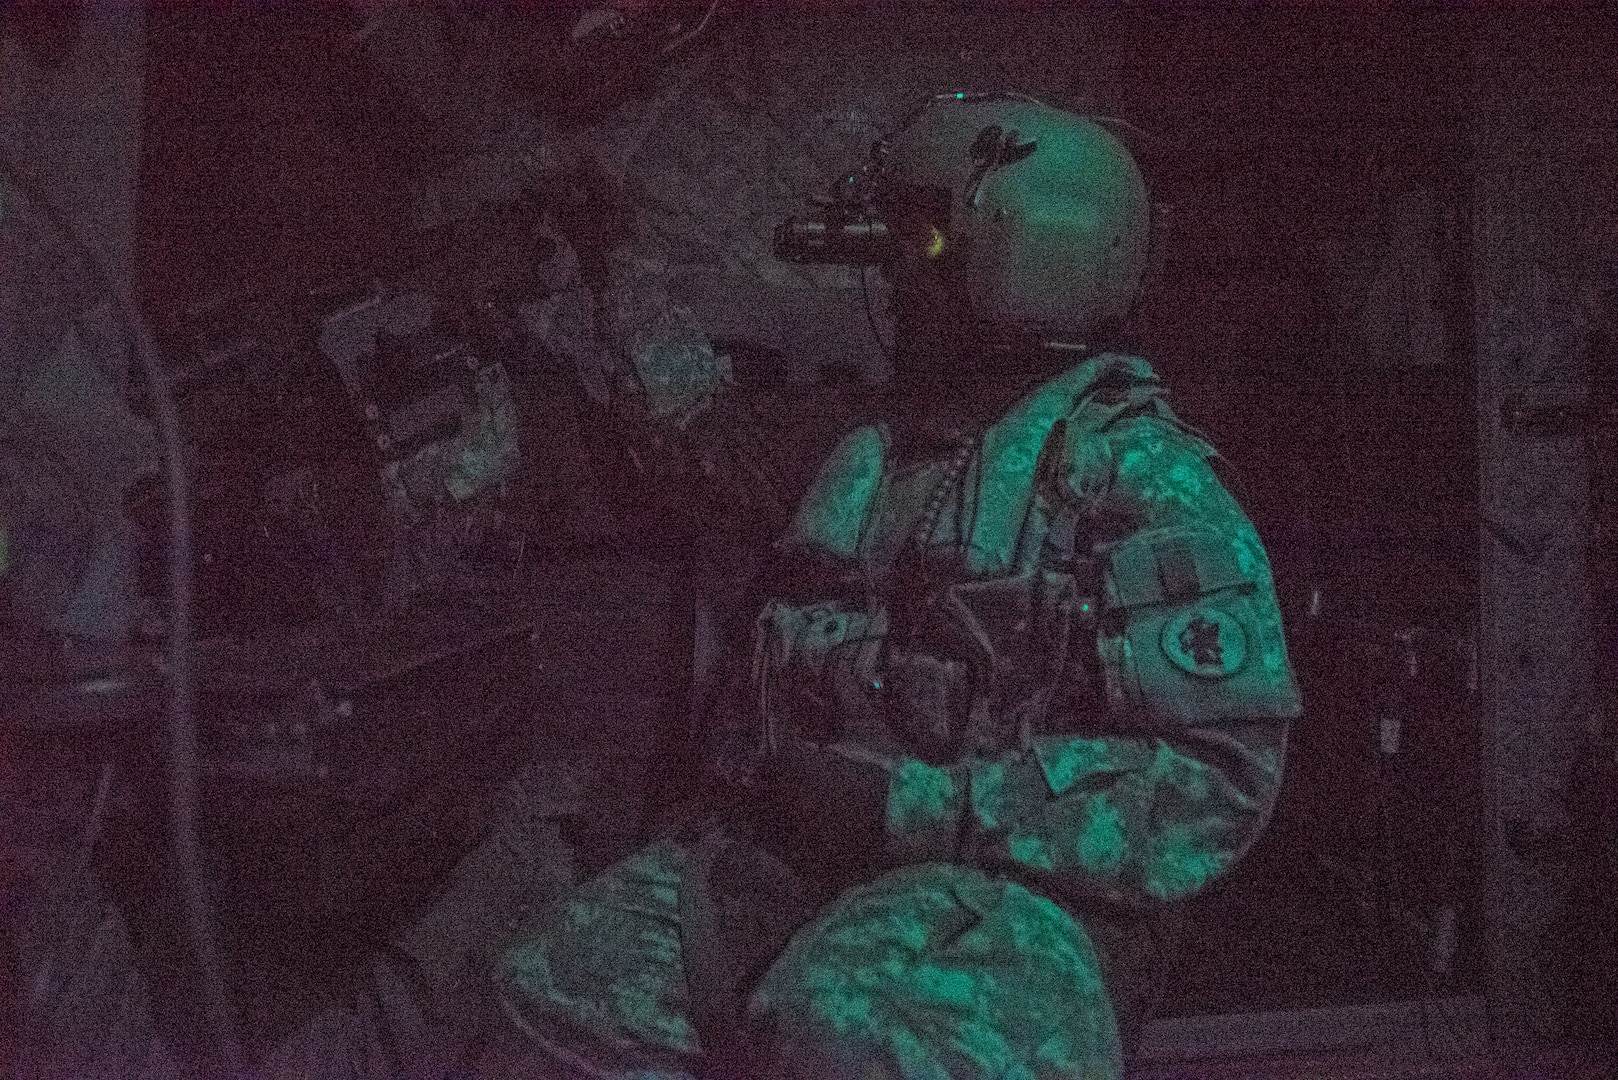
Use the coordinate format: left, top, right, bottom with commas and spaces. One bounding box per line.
888, 759, 960, 836
969, 356, 1115, 574
788, 426, 884, 559
1034, 737, 1115, 796
968, 760, 1007, 830
924, 225, 946, 259
1145, 823, 1232, 901
911, 964, 977, 1010
498, 841, 701, 1056
1008, 833, 1055, 870
1171, 759, 1212, 804
1166, 460, 1204, 494
1074, 800, 1126, 875
754, 865, 1121, 1076
814, 972, 877, 1036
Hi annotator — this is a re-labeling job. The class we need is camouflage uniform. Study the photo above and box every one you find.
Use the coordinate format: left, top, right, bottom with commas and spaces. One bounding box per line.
496, 350, 1300, 1080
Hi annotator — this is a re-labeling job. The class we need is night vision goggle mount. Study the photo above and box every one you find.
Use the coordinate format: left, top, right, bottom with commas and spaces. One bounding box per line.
772, 91, 1048, 267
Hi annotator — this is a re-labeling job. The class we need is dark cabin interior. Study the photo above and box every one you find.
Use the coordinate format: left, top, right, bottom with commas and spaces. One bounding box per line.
1, 4, 1614, 1078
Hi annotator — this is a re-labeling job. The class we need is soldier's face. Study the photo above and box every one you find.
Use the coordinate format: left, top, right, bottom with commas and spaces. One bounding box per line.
883, 190, 976, 383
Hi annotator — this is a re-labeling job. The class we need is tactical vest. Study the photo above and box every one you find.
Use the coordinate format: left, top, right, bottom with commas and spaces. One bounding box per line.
757, 351, 1201, 767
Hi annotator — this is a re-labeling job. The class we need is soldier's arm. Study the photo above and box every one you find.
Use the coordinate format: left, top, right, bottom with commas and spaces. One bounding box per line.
767, 410, 1294, 902
881, 413, 1300, 905
747, 404, 1297, 906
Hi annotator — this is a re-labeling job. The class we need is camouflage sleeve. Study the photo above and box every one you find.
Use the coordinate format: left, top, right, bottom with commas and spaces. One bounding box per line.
883, 413, 1297, 908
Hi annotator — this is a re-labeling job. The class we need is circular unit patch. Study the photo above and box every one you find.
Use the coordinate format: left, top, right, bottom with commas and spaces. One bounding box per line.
1161, 606, 1247, 679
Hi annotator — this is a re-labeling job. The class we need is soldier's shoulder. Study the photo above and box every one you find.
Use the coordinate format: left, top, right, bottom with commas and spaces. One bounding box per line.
1038, 351, 1160, 411
1099, 412, 1238, 525
784, 422, 886, 558
980, 351, 1151, 460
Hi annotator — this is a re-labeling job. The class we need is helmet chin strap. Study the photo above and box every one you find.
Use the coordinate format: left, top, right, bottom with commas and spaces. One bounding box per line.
961, 294, 1094, 355
978, 324, 1095, 365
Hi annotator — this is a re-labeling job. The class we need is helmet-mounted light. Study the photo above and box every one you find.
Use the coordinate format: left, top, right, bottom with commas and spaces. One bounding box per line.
774, 90, 1051, 267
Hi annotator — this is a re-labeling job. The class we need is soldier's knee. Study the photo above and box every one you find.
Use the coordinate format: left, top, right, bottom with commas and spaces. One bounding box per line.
496, 840, 704, 1069
749, 864, 1123, 1080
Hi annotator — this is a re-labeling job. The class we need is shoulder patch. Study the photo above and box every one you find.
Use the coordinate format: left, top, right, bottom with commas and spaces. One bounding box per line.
785, 424, 886, 559
1162, 606, 1247, 678
1100, 525, 1300, 725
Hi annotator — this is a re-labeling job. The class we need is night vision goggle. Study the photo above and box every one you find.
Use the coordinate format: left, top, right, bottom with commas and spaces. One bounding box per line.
772, 91, 1051, 267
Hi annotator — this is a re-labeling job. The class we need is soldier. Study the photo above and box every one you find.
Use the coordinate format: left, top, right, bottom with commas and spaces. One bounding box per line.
493, 92, 1301, 1080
